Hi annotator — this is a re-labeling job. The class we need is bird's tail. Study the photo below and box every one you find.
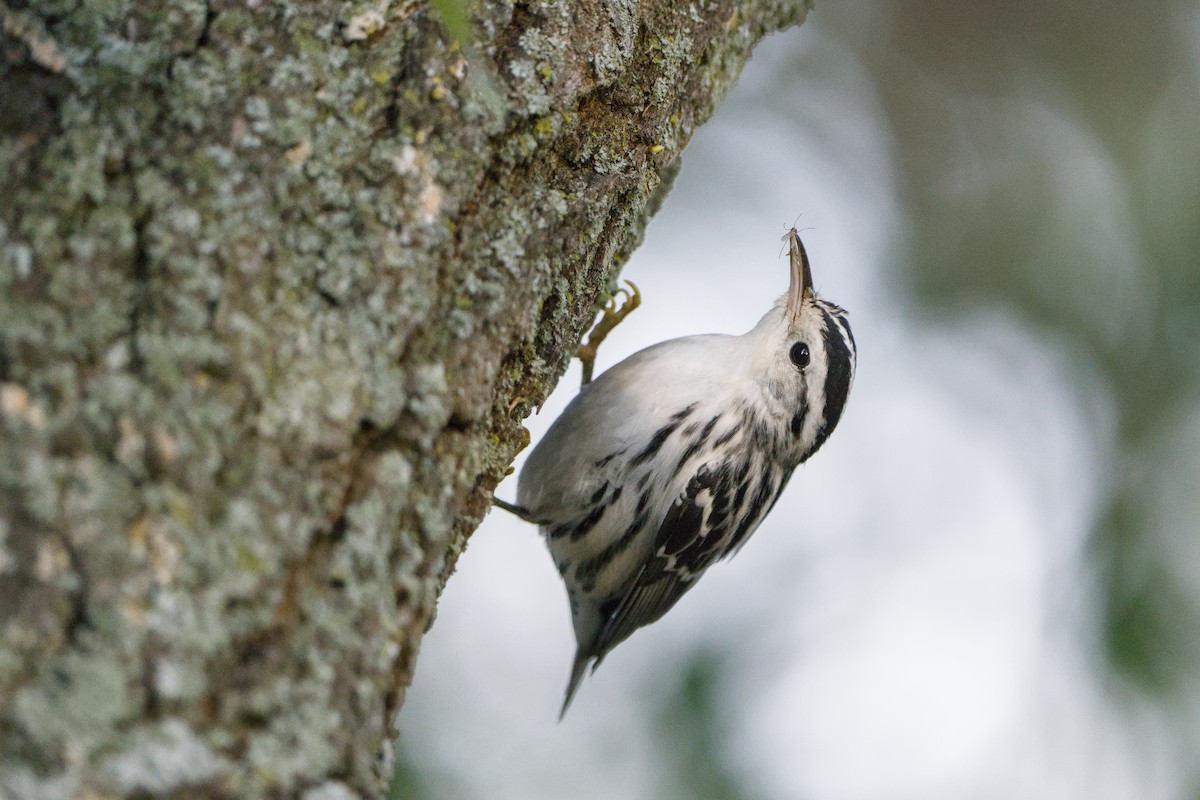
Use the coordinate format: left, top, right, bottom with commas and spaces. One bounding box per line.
559, 650, 592, 721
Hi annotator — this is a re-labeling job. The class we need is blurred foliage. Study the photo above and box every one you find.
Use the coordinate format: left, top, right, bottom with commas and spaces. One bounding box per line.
653, 652, 750, 800
817, 0, 1200, 699
391, 735, 461, 800
389, 740, 423, 800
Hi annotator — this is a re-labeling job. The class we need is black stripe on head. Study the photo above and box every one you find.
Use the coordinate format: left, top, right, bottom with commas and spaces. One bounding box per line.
833, 312, 856, 360
805, 308, 854, 460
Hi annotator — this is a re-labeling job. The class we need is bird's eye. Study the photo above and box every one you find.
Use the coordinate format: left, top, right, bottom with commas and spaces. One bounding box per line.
789, 342, 810, 369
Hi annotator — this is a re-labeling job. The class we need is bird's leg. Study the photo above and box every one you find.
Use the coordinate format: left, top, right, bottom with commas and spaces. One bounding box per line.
492, 496, 538, 523
577, 281, 641, 386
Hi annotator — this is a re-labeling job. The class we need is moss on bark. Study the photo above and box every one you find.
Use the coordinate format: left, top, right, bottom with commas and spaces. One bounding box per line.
0, 0, 807, 796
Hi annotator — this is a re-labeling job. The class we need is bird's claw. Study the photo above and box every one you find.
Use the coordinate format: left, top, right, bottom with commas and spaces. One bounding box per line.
578, 280, 641, 386
605, 283, 639, 315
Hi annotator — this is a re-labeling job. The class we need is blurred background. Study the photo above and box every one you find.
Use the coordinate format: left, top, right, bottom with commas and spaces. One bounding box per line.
395, 1, 1200, 797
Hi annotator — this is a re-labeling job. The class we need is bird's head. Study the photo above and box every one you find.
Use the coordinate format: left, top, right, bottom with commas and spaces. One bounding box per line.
747, 229, 857, 463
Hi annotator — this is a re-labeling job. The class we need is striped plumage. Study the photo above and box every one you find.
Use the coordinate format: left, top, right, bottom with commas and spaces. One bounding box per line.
514, 230, 856, 717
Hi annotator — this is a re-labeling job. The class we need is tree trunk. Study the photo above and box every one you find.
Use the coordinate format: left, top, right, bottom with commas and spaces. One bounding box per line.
0, 0, 805, 796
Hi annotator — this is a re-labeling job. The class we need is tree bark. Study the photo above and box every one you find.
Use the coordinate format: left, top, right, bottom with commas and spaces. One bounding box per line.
0, 0, 806, 796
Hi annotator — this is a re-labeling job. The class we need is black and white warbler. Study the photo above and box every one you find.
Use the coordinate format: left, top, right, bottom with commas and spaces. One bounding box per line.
496, 229, 857, 717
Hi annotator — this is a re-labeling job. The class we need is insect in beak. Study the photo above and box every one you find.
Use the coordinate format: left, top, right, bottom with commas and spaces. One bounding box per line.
784, 227, 814, 324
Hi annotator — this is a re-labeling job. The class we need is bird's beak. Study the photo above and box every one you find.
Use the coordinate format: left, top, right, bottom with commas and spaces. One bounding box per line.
785, 228, 813, 323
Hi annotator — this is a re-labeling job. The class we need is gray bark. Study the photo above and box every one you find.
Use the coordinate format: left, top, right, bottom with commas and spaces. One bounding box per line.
0, 0, 806, 796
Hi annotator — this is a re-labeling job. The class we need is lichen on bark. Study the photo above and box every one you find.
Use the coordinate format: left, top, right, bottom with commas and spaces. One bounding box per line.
0, 0, 807, 796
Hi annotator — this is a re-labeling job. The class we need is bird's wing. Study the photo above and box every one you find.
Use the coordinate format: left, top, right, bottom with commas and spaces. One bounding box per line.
586, 459, 742, 662
517, 335, 735, 522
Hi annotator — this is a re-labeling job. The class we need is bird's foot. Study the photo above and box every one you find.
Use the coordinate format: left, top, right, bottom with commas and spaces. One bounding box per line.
577, 281, 641, 386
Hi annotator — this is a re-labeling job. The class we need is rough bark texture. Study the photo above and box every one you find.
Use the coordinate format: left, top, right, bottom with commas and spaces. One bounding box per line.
0, 0, 806, 796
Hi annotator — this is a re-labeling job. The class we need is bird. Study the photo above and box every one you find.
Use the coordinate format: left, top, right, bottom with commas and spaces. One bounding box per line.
494, 228, 857, 718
